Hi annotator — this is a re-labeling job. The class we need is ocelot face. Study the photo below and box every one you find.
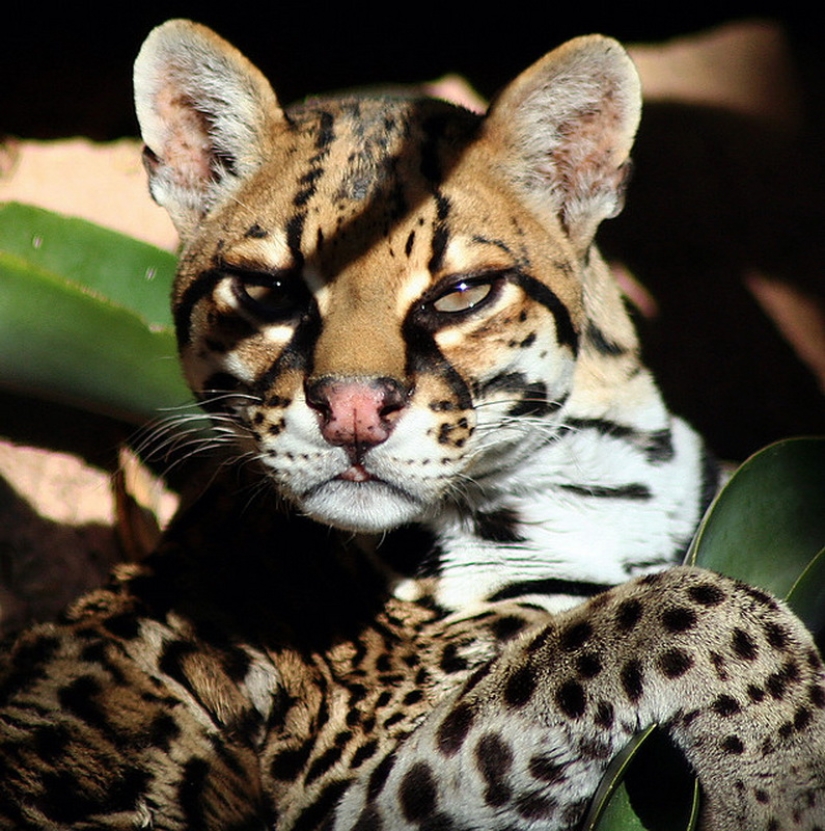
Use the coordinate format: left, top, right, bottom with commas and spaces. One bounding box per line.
173, 99, 584, 532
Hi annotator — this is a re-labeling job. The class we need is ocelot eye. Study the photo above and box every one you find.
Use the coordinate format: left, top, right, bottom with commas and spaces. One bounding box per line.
231, 270, 308, 320
431, 279, 495, 314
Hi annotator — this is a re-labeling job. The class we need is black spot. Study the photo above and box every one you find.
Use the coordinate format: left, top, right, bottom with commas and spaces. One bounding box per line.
403, 690, 424, 706
399, 762, 438, 822
57, 675, 106, 728
475, 732, 513, 778
147, 712, 181, 751
721, 735, 745, 755
713, 694, 741, 717
767, 672, 788, 700
515, 792, 557, 820
765, 622, 790, 651
576, 653, 603, 679
244, 223, 268, 238
560, 621, 593, 652
747, 684, 766, 703
292, 779, 352, 831
810, 684, 825, 709
503, 665, 536, 708
439, 643, 468, 674
620, 659, 644, 702
661, 607, 697, 633
32, 723, 71, 763
528, 755, 567, 783
490, 615, 528, 641
732, 628, 759, 660
350, 739, 379, 769
555, 680, 587, 719
178, 757, 210, 829
352, 806, 383, 831
367, 752, 396, 801
594, 700, 615, 728
616, 598, 643, 631
687, 583, 727, 606
271, 740, 314, 781
657, 648, 694, 678
436, 702, 475, 757
304, 745, 343, 786
794, 706, 813, 732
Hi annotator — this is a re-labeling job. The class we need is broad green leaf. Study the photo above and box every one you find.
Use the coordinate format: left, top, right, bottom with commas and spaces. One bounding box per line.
584, 724, 658, 831
784, 545, 825, 633
0, 202, 175, 327
0, 203, 191, 423
686, 437, 825, 603
585, 724, 699, 831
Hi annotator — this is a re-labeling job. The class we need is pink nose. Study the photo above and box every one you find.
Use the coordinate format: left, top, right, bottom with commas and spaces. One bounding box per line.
304, 377, 409, 449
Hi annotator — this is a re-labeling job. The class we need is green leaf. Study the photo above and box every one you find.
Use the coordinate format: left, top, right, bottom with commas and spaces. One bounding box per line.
0, 201, 191, 423
584, 724, 699, 831
0, 202, 176, 327
686, 437, 825, 607
583, 724, 659, 831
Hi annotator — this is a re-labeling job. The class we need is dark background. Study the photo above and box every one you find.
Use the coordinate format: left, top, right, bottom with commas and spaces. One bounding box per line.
0, 4, 818, 141
1, 4, 823, 462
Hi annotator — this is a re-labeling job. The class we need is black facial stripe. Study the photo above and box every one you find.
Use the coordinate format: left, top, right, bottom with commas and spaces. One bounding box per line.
402, 321, 473, 411
174, 269, 226, 347
564, 418, 675, 465
488, 578, 614, 603
558, 483, 653, 501
252, 303, 323, 397
508, 272, 579, 355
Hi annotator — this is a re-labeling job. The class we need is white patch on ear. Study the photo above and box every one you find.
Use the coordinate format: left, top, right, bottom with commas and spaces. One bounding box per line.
133, 19, 285, 240
484, 35, 641, 251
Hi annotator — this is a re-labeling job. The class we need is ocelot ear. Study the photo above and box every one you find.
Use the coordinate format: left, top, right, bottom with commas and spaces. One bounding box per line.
483, 35, 641, 253
133, 19, 286, 241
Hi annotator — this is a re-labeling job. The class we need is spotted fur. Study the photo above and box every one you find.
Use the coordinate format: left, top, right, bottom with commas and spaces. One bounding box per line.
0, 19, 823, 831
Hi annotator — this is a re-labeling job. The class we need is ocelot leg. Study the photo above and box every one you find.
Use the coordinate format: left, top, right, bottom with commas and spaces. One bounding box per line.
329, 567, 825, 831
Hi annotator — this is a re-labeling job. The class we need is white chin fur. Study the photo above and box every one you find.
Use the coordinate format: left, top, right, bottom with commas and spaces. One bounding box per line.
299, 480, 424, 533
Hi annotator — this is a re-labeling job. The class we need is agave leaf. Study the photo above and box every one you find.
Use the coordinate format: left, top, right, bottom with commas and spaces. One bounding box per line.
582, 725, 657, 831
0, 202, 191, 423
584, 724, 699, 831
0, 202, 175, 326
686, 437, 825, 610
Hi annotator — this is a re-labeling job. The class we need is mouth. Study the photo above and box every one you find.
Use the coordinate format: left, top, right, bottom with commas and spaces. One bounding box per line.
337, 463, 374, 483
297, 467, 425, 532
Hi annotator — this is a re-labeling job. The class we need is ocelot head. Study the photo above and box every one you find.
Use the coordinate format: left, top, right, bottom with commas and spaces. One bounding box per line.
134, 20, 648, 533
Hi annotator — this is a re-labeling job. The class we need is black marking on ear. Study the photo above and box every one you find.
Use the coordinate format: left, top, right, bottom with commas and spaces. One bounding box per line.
509, 272, 578, 354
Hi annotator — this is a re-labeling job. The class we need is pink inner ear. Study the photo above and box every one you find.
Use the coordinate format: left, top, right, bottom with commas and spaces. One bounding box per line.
152, 84, 216, 187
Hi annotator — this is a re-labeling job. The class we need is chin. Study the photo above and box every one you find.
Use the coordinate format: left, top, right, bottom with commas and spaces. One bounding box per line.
298, 479, 425, 533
